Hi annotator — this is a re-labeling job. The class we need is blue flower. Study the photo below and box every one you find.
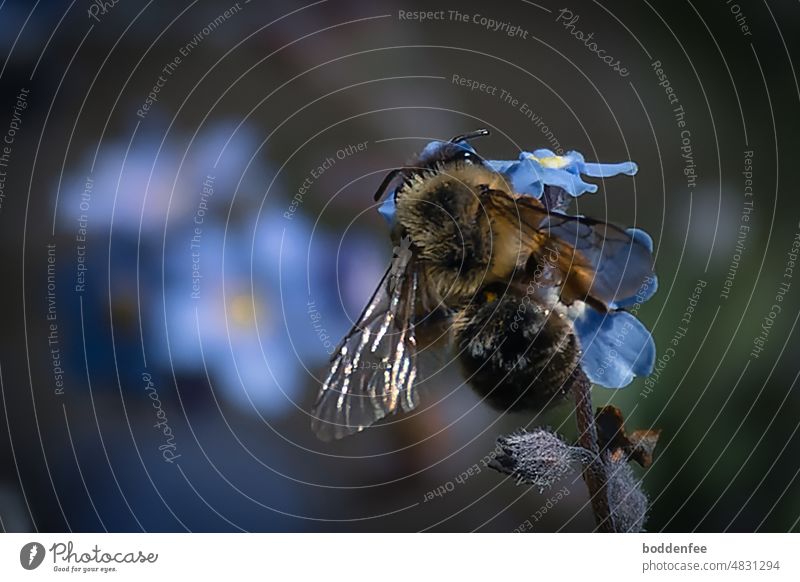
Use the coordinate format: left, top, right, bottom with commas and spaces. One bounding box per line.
55, 120, 270, 234
376, 139, 656, 389
150, 212, 349, 416
571, 286, 656, 389
572, 227, 657, 388
485, 149, 638, 200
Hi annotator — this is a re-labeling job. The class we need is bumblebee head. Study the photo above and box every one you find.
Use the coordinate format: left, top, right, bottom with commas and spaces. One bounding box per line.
372, 128, 491, 204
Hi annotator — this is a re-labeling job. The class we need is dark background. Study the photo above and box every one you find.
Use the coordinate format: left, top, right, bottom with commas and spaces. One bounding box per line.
0, 0, 798, 532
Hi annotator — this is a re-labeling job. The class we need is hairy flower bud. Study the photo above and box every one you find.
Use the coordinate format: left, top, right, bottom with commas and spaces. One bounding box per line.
489, 428, 591, 490
607, 459, 649, 532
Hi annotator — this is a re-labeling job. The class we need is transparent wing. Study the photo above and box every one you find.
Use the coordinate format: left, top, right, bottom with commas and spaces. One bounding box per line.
539, 212, 653, 306
488, 192, 654, 307
311, 254, 420, 441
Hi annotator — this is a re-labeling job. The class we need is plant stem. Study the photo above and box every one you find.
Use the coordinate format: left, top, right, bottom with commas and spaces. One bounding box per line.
571, 369, 616, 532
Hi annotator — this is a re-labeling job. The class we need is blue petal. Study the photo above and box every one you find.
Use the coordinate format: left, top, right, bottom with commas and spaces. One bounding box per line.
582, 160, 638, 178
537, 165, 597, 196
532, 148, 558, 158
504, 158, 545, 198
626, 227, 653, 252
378, 193, 397, 227
487, 159, 555, 199
610, 275, 659, 309
484, 159, 517, 174
530, 150, 584, 175
574, 307, 656, 388
609, 228, 658, 309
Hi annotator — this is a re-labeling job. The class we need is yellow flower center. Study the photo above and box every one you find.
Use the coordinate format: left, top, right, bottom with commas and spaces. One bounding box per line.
525, 153, 569, 169
228, 294, 262, 328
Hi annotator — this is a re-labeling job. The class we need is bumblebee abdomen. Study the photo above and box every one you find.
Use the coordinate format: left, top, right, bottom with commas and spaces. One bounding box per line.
456, 289, 578, 411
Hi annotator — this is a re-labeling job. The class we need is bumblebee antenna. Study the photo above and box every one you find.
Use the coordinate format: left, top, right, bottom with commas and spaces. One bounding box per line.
373, 167, 409, 201
449, 128, 490, 143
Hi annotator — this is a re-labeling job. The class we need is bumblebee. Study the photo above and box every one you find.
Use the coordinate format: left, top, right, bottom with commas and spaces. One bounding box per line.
311, 130, 653, 441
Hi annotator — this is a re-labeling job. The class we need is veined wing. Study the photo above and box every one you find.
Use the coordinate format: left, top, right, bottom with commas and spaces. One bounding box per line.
311, 254, 420, 441
486, 192, 654, 308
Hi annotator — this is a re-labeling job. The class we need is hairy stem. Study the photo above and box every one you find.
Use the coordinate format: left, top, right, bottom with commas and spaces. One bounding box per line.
571, 369, 616, 532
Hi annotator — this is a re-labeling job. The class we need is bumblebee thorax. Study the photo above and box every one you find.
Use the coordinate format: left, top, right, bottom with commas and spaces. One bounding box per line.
393, 163, 515, 304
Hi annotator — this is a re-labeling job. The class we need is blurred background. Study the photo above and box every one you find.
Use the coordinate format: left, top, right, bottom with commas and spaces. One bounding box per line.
0, 0, 798, 532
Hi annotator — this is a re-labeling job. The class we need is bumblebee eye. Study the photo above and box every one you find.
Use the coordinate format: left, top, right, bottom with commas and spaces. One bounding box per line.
456, 150, 485, 165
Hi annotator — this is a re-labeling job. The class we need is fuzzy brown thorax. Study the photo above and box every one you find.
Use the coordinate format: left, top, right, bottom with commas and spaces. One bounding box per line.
393, 163, 517, 305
